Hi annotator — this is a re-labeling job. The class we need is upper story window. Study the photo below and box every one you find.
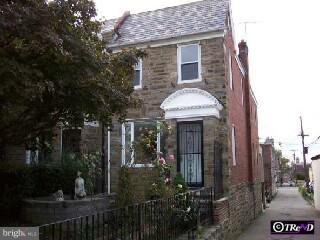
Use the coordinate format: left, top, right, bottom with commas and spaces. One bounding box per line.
178, 43, 201, 83
134, 59, 142, 89
229, 54, 233, 90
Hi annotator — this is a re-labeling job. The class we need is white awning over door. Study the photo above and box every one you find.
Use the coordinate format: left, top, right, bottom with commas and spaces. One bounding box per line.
160, 88, 223, 120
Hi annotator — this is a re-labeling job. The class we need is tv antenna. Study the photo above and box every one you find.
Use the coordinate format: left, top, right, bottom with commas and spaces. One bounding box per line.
239, 21, 261, 38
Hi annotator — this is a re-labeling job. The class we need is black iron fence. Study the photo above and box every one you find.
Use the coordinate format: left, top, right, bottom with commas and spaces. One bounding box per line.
39, 187, 213, 240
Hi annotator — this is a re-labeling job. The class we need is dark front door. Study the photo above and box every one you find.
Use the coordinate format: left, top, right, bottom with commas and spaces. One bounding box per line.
177, 121, 203, 187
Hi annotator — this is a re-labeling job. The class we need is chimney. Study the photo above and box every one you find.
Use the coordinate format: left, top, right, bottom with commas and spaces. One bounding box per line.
113, 11, 130, 40
238, 40, 249, 73
264, 137, 274, 146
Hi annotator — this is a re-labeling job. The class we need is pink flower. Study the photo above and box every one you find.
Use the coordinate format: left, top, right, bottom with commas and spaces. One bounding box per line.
169, 155, 175, 161
159, 157, 166, 165
165, 178, 170, 184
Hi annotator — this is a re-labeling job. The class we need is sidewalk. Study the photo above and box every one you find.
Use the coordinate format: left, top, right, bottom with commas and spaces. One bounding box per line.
236, 187, 320, 240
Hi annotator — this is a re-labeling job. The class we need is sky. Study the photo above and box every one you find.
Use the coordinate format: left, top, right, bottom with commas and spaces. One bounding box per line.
93, 0, 320, 162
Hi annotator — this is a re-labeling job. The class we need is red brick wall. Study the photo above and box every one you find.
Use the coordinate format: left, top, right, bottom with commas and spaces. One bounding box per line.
250, 95, 261, 182
261, 144, 272, 188
224, 31, 250, 185
224, 27, 262, 187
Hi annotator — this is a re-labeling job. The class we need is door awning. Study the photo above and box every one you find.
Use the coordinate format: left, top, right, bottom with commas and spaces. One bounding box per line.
160, 88, 223, 120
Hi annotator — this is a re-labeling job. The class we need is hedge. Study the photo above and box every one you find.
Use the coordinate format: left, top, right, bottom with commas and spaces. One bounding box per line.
0, 163, 79, 224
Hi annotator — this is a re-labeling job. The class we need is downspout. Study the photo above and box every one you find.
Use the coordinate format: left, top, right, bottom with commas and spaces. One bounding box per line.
107, 128, 111, 195
60, 126, 63, 163
101, 123, 106, 193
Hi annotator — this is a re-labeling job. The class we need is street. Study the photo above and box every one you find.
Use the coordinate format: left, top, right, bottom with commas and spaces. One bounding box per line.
236, 187, 320, 240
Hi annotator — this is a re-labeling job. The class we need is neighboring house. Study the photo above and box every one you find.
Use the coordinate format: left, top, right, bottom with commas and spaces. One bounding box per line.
4, 123, 102, 165
103, 0, 262, 237
294, 162, 311, 179
259, 145, 266, 208
311, 154, 320, 210
260, 138, 279, 199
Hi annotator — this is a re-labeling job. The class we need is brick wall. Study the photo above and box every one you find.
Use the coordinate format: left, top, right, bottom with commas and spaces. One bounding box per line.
221, 23, 262, 239
261, 144, 272, 190
224, 31, 250, 185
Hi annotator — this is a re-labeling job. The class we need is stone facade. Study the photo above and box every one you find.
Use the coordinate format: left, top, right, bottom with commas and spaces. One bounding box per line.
107, 37, 230, 195
104, 4, 263, 238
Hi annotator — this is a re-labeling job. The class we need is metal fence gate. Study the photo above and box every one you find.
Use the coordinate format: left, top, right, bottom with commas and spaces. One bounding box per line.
177, 121, 203, 187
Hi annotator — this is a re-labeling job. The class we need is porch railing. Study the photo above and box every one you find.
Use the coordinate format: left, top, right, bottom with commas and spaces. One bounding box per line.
39, 187, 213, 240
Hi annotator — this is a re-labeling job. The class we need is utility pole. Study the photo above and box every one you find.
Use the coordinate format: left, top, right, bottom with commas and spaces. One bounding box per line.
290, 149, 296, 180
298, 116, 309, 180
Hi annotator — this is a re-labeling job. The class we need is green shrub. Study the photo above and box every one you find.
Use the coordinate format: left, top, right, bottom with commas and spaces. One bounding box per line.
0, 152, 102, 224
173, 172, 188, 194
116, 166, 134, 208
295, 173, 305, 180
299, 186, 314, 202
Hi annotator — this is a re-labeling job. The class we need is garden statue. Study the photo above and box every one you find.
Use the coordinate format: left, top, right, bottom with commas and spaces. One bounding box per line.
53, 189, 64, 201
75, 171, 86, 199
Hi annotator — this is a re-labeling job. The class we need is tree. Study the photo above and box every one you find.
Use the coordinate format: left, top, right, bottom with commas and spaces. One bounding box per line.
275, 149, 291, 183
0, 0, 144, 155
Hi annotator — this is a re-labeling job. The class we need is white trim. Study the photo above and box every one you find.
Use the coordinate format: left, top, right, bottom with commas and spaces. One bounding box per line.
250, 87, 258, 105
161, 88, 223, 120
130, 122, 134, 162
121, 123, 126, 165
235, 55, 246, 76
121, 122, 134, 165
177, 43, 202, 84
26, 150, 39, 165
108, 30, 224, 50
229, 53, 233, 90
134, 59, 142, 89
84, 121, 99, 127
156, 121, 161, 153
121, 120, 161, 166
177, 117, 203, 122
130, 163, 154, 168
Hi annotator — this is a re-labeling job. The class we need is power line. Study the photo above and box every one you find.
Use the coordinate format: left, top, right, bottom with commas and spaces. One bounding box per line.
307, 135, 320, 147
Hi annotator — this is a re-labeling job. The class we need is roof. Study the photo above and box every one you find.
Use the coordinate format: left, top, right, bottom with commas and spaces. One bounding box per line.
103, 0, 229, 47
311, 154, 320, 160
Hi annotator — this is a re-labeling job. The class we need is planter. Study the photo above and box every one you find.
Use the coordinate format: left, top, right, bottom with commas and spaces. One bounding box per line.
21, 193, 116, 225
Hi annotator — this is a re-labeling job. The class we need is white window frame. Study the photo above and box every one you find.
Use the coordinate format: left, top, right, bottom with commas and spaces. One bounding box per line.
229, 53, 233, 90
134, 59, 142, 89
231, 125, 237, 166
26, 150, 39, 165
121, 121, 161, 168
177, 43, 202, 84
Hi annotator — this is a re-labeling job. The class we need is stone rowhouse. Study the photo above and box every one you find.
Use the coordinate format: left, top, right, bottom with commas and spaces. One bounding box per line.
103, 0, 263, 238
2, 0, 263, 238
